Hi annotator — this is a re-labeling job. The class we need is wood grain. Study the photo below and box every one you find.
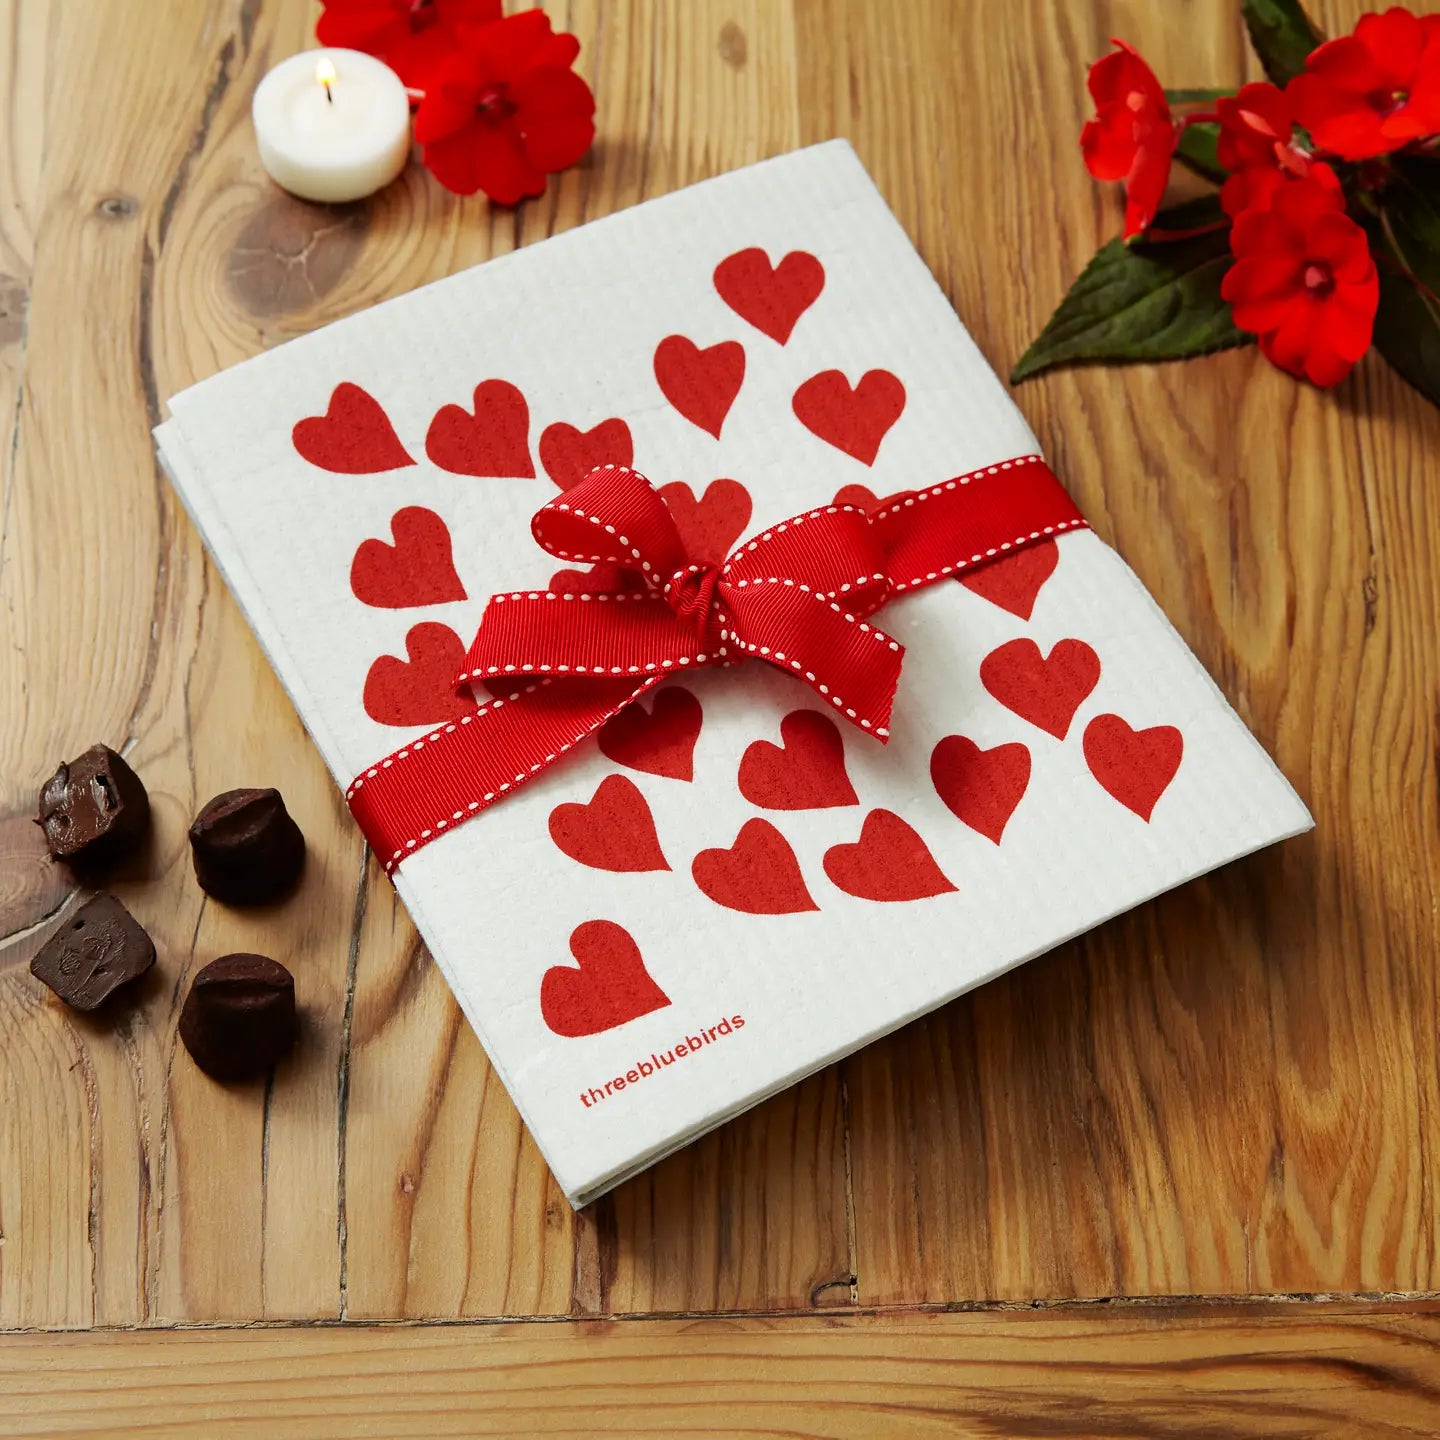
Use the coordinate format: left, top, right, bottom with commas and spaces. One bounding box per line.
0, 0, 1436, 1365
5, 1305, 1440, 1438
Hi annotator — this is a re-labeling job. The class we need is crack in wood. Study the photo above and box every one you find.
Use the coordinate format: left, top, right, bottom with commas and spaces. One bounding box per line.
334, 853, 369, 1322
837, 1069, 859, 1306
145, 897, 208, 1319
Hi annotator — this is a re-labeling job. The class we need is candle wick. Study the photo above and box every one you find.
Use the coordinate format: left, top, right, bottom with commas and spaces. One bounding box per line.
323, 81, 334, 105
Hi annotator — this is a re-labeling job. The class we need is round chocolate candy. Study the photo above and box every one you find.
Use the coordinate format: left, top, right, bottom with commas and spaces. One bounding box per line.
35, 744, 150, 864
179, 953, 297, 1082
188, 788, 305, 904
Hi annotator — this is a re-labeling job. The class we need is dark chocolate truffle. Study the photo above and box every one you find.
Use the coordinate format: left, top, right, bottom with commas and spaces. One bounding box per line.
31, 892, 156, 1010
188, 788, 305, 904
35, 744, 150, 864
179, 953, 297, 1082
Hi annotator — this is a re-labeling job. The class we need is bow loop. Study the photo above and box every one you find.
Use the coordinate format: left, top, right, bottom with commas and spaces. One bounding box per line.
531, 464, 688, 581
725, 502, 892, 616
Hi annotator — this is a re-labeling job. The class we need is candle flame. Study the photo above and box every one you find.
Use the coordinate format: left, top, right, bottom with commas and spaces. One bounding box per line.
315, 57, 337, 88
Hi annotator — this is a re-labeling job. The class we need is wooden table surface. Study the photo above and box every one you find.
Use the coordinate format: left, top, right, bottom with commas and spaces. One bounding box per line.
2, 0, 1438, 1434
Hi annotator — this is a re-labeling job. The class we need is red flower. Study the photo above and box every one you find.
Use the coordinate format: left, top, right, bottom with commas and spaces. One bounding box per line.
1221, 178, 1379, 386
1214, 84, 1343, 216
1287, 6, 1440, 160
1220, 157, 1342, 218
1216, 82, 1296, 169
413, 10, 595, 203
316, 0, 503, 90
1081, 40, 1177, 239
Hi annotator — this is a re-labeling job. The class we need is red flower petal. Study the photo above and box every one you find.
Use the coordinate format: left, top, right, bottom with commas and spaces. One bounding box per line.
1081, 108, 1138, 181
1322, 289, 1379, 363
414, 72, 483, 143
1230, 208, 1303, 260
1087, 39, 1167, 113
512, 63, 596, 120
423, 122, 546, 203
1352, 6, 1423, 87
1221, 166, 1282, 218
477, 7, 560, 69
530, 30, 582, 69
523, 114, 597, 174
1270, 177, 1345, 229
1303, 34, 1388, 94
1259, 305, 1315, 378
317, 1, 407, 51
1306, 212, 1370, 278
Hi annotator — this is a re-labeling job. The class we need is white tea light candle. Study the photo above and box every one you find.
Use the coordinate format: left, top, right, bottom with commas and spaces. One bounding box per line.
252, 49, 410, 204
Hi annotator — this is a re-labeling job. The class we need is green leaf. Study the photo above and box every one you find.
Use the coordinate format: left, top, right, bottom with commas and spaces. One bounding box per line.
1164, 87, 1231, 105
1241, 0, 1323, 85
1367, 156, 1440, 408
1011, 196, 1251, 383
1175, 122, 1225, 183
1382, 156, 1440, 292
1372, 270, 1440, 408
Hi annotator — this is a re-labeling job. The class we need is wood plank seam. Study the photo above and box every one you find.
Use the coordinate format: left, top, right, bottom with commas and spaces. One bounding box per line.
6, 1290, 1440, 1336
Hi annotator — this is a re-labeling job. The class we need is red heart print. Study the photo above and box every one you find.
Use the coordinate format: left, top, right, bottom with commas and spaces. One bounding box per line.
548, 775, 669, 873
653, 336, 745, 438
425, 379, 535, 477
692, 819, 818, 915
792, 369, 905, 466
363, 623, 476, 727
658, 479, 753, 564
713, 247, 825, 345
598, 687, 703, 781
959, 540, 1060, 621
822, 809, 955, 902
293, 383, 414, 474
930, 735, 1031, 844
1083, 714, 1183, 821
541, 920, 671, 1039
738, 710, 857, 810
979, 637, 1101, 740
539, 417, 634, 490
350, 506, 467, 609
547, 561, 649, 595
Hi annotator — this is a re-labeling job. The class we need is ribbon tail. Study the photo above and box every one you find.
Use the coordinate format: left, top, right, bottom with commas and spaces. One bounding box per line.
347, 676, 658, 872
462, 591, 706, 683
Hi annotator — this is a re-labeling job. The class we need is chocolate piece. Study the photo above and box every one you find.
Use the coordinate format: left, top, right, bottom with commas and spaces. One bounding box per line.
35, 744, 150, 863
188, 788, 305, 904
31, 892, 156, 1010
179, 953, 296, 1082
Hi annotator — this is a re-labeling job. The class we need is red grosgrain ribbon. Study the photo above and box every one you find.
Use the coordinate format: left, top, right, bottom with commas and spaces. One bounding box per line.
347, 456, 1085, 873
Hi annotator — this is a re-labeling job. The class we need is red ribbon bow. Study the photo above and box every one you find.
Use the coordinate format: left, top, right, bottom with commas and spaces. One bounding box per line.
469, 464, 905, 737
348, 455, 1086, 873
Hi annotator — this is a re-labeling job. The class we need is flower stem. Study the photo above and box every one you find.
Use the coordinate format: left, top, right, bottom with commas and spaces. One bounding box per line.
1137, 218, 1230, 243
